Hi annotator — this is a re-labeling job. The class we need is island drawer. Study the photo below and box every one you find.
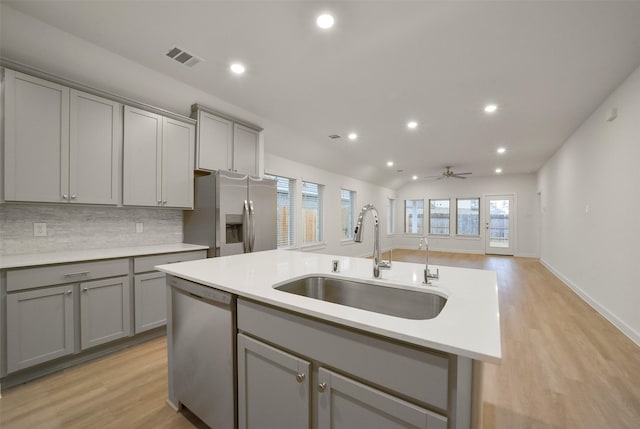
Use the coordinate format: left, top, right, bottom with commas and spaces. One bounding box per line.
134, 250, 207, 273
237, 298, 449, 411
7, 258, 129, 292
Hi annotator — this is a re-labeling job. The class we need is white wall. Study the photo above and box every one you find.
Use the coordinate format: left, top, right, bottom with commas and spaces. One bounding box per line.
395, 174, 539, 257
537, 64, 640, 346
265, 154, 396, 257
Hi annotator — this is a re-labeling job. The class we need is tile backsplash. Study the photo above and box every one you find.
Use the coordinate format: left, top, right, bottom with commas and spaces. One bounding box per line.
0, 204, 183, 255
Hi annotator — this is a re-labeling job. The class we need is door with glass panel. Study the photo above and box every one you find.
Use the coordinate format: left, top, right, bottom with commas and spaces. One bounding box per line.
484, 195, 514, 255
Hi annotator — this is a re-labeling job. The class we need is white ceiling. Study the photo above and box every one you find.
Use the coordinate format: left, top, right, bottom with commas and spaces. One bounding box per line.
4, 1, 640, 188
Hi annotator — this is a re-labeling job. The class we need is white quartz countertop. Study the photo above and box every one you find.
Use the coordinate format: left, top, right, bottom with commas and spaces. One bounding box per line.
156, 249, 502, 364
0, 243, 209, 269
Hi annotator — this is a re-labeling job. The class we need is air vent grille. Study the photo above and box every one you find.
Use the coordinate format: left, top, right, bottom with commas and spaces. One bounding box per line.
166, 46, 203, 68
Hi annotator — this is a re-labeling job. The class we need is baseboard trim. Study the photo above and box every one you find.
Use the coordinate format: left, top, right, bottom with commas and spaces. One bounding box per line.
395, 246, 484, 255
540, 258, 640, 347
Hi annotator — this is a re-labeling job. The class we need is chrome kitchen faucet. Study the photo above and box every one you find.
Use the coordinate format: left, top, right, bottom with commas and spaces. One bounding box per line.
354, 204, 391, 278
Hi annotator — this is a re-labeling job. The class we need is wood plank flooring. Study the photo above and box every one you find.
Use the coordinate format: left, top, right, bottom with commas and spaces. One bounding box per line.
1, 251, 639, 428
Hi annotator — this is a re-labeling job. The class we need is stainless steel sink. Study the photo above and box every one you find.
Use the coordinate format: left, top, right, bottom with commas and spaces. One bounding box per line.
274, 276, 447, 320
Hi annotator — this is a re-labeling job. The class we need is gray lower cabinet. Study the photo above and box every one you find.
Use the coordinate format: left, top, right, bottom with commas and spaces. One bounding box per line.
317, 368, 447, 429
6, 285, 75, 373
80, 276, 131, 350
134, 272, 167, 333
237, 333, 311, 429
237, 299, 450, 429
132, 250, 207, 334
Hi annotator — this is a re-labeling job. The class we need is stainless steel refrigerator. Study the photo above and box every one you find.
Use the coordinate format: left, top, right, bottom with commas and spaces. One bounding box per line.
184, 171, 277, 257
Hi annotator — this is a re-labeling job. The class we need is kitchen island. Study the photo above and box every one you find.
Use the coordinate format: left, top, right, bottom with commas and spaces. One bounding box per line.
157, 249, 501, 429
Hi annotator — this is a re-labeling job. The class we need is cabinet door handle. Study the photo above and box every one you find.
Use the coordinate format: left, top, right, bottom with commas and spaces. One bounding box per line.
71, 194, 77, 200
66, 290, 73, 295
62, 194, 69, 200
157, 200, 162, 205
295, 373, 305, 383
63, 271, 90, 278
163, 200, 167, 205
83, 288, 88, 292
317, 382, 327, 392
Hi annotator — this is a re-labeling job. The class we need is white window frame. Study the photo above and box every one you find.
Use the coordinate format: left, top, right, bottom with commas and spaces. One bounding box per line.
301, 181, 324, 246
429, 199, 451, 236
340, 188, 356, 241
456, 197, 480, 237
264, 173, 296, 248
387, 198, 396, 235
404, 199, 424, 235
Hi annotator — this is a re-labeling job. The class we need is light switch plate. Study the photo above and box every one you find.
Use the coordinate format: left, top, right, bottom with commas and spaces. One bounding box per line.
34, 223, 47, 237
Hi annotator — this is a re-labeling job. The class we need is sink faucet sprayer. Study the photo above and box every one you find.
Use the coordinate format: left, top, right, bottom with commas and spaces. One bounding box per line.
354, 204, 391, 278
418, 236, 439, 285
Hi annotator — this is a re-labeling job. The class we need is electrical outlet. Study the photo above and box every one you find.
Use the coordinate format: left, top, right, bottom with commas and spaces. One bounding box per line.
34, 223, 47, 237
135, 222, 144, 233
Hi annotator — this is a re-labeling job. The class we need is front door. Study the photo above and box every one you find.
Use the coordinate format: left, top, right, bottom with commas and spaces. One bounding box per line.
484, 195, 515, 255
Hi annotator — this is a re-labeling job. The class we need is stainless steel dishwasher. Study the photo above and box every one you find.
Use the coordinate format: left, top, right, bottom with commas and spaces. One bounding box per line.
168, 275, 236, 429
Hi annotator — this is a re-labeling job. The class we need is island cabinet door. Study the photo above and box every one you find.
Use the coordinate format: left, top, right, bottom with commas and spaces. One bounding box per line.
317, 368, 447, 429
237, 333, 311, 429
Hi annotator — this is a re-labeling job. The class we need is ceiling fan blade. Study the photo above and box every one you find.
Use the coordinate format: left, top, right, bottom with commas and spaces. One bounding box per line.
452, 175, 467, 179
456, 172, 472, 176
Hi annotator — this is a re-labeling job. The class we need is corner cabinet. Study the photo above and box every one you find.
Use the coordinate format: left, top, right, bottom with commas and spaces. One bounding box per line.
123, 106, 195, 208
191, 104, 261, 176
3, 69, 121, 204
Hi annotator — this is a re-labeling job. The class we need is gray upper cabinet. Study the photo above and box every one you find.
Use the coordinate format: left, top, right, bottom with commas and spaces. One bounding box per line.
69, 89, 121, 205
233, 123, 259, 176
192, 105, 260, 176
3, 69, 121, 204
195, 109, 233, 171
123, 106, 194, 208
4, 70, 70, 203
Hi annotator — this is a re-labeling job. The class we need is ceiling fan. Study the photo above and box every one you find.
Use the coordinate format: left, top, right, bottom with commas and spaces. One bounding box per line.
428, 166, 473, 180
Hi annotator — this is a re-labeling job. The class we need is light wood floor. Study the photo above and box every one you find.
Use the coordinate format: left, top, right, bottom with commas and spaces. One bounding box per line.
1, 251, 639, 428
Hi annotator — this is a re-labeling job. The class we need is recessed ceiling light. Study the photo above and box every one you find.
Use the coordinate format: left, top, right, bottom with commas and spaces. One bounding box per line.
497, 147, 506, 154
316, 14, 334, 29
495, 168, 503, 174
387, 161, 394, 167
412, 175, 418, 180
484, 104, 498, 113
407, 121, 418, 129
348, 133, 358, 140
230, 63, 245, 74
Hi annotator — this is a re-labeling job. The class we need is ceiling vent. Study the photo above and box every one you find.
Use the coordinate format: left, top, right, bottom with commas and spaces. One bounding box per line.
166, 46, 204, 68
328, 134, 342, 140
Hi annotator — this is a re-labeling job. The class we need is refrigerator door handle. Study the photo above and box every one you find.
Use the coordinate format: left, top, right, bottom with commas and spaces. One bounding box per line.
243, 200, 250, 253
248, 200, 256, 252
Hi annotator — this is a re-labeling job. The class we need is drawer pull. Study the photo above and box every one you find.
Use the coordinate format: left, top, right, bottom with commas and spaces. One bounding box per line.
83, 288, 88, 292
296, 373, 305, 383
64, 271, 90, 278
318, 382, 327, 392
66, 290, 73, 295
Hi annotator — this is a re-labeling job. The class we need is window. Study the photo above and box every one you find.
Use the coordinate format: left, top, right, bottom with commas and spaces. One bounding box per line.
404, 199, 424, 234
340, 189, 356, 240
387, 198, 396, 235
302, 181, 323, 244
456, 198, 480, 236
429, 199, 450, 235
264, 174, 295, 248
